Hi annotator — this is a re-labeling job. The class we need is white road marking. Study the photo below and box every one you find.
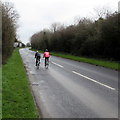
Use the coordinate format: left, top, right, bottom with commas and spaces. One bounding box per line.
51, 62, 64, 68
72, 71, 115, 90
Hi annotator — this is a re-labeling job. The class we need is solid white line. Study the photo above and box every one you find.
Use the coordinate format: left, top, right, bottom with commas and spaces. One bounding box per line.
51, 62, 64, 68
72, 71, 115, 90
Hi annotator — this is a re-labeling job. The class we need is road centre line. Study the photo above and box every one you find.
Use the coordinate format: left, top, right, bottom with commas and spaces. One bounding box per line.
72, 71, 115, 90
51, 61, 64, 68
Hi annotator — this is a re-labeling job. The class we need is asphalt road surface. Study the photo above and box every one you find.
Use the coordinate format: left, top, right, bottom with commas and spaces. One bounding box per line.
19, 48, 119, 118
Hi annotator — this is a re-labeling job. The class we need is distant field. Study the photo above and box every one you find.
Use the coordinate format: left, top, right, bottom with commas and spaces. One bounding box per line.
31, 48, 119, 70
2, 49, 39, 118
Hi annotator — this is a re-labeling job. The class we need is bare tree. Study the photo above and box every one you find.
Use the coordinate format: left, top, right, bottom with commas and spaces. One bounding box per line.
2, 1, 19, 64
94, 6, 112, 19
0, 1, 2, 65
50, 22, 63, 33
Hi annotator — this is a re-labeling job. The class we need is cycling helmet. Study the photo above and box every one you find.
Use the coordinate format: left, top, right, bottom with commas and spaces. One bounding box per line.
45, 49, 48, 52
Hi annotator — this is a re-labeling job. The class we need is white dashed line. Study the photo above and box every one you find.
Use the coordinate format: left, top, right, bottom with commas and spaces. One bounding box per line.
51, 62, 64, 68
72, 71, 116, 90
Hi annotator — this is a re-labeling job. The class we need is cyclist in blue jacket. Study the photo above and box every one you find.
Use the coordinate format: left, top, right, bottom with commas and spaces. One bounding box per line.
35, 51, 41, 66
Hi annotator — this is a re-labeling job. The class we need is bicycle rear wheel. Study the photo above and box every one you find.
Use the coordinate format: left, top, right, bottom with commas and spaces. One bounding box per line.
36, 59, 40, 69
45, 59, 49, 69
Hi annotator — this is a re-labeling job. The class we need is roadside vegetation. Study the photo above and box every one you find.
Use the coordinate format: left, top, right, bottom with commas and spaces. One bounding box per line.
1, 1, 38, 118
30, 10, 120, 64
31, 48, 119, 70
2, 2, 19, 64
0, 67, 2, 119
51, 52, 119, 70
2, 49, 39, 118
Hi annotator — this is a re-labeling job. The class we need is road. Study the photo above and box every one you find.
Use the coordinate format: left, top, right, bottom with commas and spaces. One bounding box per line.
19, 48, 118, 118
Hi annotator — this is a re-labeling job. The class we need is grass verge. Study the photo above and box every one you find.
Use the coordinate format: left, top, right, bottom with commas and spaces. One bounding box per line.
0, 66, 2, 119
2, 49, 39, 118
51, 52, 119, 70
31, 48, 119, 70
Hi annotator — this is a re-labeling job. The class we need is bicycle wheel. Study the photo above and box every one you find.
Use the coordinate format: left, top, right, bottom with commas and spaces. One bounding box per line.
46, 60, 49, 69
37, 59, 40, 69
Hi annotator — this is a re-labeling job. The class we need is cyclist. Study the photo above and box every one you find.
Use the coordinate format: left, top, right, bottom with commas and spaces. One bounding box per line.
43, 49, 50, 67
35, 51, 41, 66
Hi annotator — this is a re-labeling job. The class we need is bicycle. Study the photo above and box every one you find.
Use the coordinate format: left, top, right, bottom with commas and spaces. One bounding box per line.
45, 59, 49, 69
36, 59, 40, 69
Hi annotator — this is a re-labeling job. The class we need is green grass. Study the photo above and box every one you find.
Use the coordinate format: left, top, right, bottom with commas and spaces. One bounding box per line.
51, 52, 119, 70
0, 66, 2, 119
2, 49, 39, 118
30, 48, 119, 70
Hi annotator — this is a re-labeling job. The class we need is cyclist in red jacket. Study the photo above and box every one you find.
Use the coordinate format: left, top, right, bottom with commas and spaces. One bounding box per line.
43, 49, 50, 67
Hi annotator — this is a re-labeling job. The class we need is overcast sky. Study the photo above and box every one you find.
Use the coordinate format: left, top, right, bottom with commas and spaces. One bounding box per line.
4, 0, 119, 44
